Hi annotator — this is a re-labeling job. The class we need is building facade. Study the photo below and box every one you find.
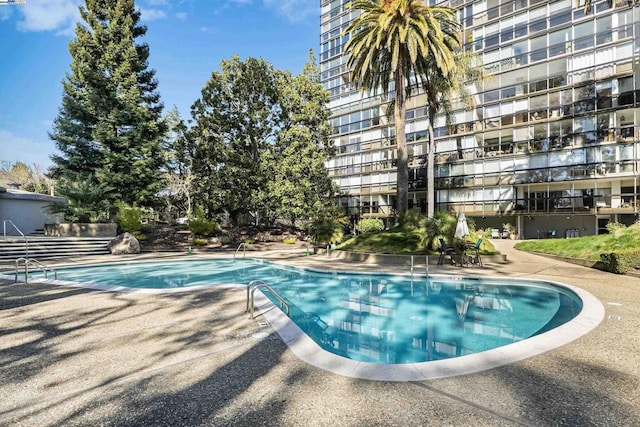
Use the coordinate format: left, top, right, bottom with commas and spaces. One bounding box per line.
320, 0, 640, 238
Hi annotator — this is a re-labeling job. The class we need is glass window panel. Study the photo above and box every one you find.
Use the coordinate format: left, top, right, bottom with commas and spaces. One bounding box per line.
550, 11, 571, 28
515, 23, 528, 38
574, 21, 594, 50
530, 94, 548, 109
530, 154, 548, 168
485, 104, 501, 118
501, 28, 514, 43
596, 15, 612, 45
529, 19, 547, 33
485, 33, 500, 48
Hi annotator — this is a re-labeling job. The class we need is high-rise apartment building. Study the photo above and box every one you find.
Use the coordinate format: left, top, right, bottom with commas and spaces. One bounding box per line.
320, 0, 640, 238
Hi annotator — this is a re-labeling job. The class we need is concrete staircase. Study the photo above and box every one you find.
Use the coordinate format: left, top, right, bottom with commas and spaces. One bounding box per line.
0, 236, 112, 264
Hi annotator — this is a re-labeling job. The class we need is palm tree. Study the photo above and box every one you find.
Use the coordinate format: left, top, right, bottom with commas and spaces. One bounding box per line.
344, 0, 460, 217
417, 51, 482, 218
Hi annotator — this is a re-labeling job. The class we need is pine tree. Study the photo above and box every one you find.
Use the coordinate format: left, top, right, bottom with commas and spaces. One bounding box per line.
49, 0, 166, 215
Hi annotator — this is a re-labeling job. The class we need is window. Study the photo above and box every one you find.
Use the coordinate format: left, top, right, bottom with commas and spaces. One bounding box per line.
618, 76, 634, 106
550, 11, 571, 28
502, 86, 516, 98
596, 15, 612, 45
485, 33, 499, 48
529, 19, 547, 33
574, 21, 594, 51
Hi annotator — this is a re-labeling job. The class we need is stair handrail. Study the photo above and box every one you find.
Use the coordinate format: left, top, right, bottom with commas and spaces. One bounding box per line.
245, 279, 290, 319
15, 257, 57, 284
3, 220, 28, 259
233, 242, 247, 261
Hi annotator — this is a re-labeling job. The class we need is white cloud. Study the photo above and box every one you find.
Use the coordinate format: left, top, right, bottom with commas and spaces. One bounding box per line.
200, 26, 214, 33
0, 129, 56, 169
16, 0, 82, 36
176, 12, 187, 21
140, 8, 167, 21
262, 0, 316, 23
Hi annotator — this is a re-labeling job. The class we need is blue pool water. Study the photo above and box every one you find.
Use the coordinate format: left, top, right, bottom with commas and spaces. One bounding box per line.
27, 258, 583, 364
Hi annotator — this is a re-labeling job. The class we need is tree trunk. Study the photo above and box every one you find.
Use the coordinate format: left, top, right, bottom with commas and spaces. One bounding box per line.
394, 68, 408, 217
427, 109, 437, 218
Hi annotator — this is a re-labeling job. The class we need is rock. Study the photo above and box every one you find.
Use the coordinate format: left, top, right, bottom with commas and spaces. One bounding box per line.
108, 232, 140, 254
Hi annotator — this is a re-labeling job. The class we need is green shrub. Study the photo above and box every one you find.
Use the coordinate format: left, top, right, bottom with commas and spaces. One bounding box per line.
600, 249, 640, 274
282, 237, 297, 244
606, 221, 627, 233
307, 218, 344, 244
187, 206, 217, 236
189, 218, 216, 236
398, 210, 423, 230
356, 218, 385, 234
306, 204, 348, 244
193, 238, 207, 246
422, 211, 457, 250
133, 232, 146, 241
116, 204, 143, 234
243, 238, 255, 244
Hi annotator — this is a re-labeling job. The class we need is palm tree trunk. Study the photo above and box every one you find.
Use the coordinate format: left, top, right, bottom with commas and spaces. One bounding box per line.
427, 108, 437, 218
394, 68, 408, 216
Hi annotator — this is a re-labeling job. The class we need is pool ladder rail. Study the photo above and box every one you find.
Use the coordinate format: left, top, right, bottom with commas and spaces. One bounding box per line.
14, 257, 57, 284
233, 242, 247, 261
245, 280, 290, 319
410, 255, 429, 279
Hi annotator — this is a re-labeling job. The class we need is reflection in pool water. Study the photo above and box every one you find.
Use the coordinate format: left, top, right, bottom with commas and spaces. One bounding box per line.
28, 258, 583, 364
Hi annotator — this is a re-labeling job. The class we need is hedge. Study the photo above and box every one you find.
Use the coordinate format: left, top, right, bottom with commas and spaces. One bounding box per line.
600, 249, 640, 274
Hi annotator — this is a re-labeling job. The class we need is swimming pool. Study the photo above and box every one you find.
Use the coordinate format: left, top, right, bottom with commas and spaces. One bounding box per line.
21, 258, 592, 368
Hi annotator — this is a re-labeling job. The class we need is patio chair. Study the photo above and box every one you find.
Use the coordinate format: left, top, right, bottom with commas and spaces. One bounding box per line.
438, 238, 456, 265
466, 238, 483, 267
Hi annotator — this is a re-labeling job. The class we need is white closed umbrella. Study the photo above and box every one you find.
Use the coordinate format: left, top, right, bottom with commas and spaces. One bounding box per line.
454, 212, 470, 239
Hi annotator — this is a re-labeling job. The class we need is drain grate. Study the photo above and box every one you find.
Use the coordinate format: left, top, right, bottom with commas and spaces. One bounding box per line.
607, 302, 623, 306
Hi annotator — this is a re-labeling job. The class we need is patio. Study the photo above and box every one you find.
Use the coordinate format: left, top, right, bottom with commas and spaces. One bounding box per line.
1, 240, 638, 426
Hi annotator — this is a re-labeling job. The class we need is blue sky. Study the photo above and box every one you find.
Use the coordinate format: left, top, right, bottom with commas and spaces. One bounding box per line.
0, 0, 319, 169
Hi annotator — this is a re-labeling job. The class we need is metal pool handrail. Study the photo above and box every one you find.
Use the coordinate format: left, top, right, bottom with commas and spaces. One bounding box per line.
233, 242, 247, 261
15, 257, 57, 284
3, 220, 28, 259
245, 279, 290, 319
410, 255, 429, 279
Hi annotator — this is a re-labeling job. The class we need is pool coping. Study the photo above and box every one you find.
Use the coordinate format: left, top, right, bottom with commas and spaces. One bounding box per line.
0, 261, 605, 382
253, 275, 604, 382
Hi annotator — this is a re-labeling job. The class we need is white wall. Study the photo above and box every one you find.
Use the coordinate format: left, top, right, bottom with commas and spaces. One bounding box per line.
0, 190, 65, 236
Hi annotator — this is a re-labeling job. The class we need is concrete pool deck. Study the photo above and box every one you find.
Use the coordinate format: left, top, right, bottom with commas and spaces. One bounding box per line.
1, 240, 639, 426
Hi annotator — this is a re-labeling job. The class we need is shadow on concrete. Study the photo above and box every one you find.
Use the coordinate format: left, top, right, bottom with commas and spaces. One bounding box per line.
0, 281, 91, 311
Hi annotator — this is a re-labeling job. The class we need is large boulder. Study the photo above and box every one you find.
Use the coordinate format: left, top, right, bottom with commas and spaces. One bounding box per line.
108, 232, 140, 255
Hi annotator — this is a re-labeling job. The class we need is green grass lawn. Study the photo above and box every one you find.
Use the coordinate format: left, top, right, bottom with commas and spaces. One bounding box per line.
337, 228, 426, 254
514, 223, 640, 261
335, 222, 639, 259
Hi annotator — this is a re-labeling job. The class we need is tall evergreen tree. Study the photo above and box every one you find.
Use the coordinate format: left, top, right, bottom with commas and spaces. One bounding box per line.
49, 0, 166, 214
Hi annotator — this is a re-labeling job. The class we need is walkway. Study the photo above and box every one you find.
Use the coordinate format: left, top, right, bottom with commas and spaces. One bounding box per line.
1, 241, 638, 426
